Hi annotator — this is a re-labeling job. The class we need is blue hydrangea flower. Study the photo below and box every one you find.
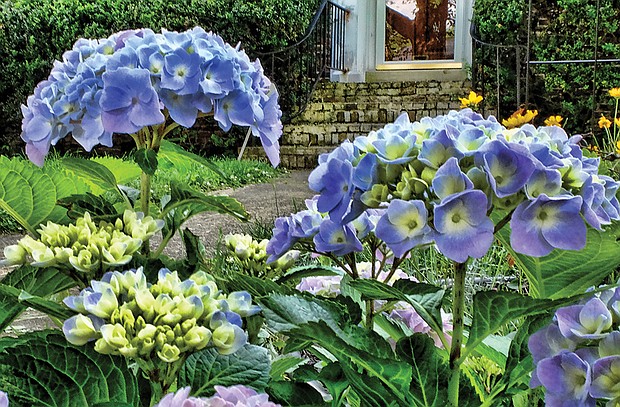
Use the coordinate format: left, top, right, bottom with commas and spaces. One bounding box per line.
534, 352, 595, 407
313, 219, 363, 256
590, 356, 620, 401
375, 199, 432, 258
431, 157, 473, 200
510, 194, 586, 257
433, 190, 494, 263
555, 297, 613, 341
528, 322, 577, 364
308, 155, 354, 222
100, 67, 165, 133
475, 139, 536, 198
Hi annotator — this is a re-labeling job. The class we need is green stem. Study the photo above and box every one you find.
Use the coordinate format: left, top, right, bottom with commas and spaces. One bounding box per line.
448, 261, 467, 407
140, 171, 152, 216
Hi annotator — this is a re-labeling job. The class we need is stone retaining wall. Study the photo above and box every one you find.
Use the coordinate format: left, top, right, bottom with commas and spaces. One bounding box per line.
243, 79, 470, 168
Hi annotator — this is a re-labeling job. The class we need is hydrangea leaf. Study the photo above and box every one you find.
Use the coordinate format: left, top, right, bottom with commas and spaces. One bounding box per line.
259, 294, 412, 405
269, 355, 307, 380
177, 344, 270, 395
266, 381, 327, 406
0, 265, 75, 331
394, 334, 452, 407
91, 157, 141, 186
0, 330, 139, 406
465, 291, 581, 362
496, 219, 620, 299
0, 157, 91, 232
159, 140, 227, 179
290, 321, 412, 406
61, 157, 121, 197
348, 279, 447, 348
134, 148, 158, 176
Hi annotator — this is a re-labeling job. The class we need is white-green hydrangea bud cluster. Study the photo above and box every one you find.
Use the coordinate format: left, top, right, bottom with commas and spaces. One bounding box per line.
224, 233, 299, 278
62, 267, 260, 364
1, 210, 163, 278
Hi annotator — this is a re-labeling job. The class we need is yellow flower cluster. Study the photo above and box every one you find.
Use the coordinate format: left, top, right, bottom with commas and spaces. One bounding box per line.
544, 115, 563, 127
501, 108, 538, 129
459, 91, 483, 109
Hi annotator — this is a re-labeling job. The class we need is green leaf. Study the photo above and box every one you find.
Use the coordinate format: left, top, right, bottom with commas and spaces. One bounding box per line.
57, 192, 120, 221
178, 344, 270, 396
0, 331, 139, 406
61, 157, 124, 200
134, 148, 158, 175
290, 321, 412, 406
260, 294, 412, 405
275, 264, 342, 284
0, 157, 88, 234
165, 182, 249, 221
259, 293, 353, 334
348, 279, 448, 348
496, 220, 620, 299
0, 283, 74, 321
316, 362, 350, 406
0, 265, 75, 331
159, 140, 227, 179
464, 291, 574, 361
91, 157, 141, 185
267, 381, 327, 406
395, 334, 450, 406
270, 355, 307, 380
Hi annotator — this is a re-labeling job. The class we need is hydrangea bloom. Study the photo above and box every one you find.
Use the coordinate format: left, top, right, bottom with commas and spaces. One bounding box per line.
267, 109, 620, 263
529, 287, 620, 405
155, 385, 281, 407
0, 390, 8, 407
62, 267, 257, 361
21, 27, 282, 166
0, 210, 163, 282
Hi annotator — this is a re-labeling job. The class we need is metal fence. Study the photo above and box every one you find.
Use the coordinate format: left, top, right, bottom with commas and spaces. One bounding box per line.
471, 0, 620, 127
256, 0, 349, 123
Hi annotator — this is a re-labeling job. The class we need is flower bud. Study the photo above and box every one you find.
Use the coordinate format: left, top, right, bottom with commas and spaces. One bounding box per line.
226, 291, 260, 317
53, 247, 73, 263
31, 246, 56, 267
184, 326, 211, 350
135, 288, 156, 313
157, 343, 181, 362
1, 244, 26, 265
94, 337, 117, 354
63, 314, 102, 346
102, 241, 132, 267
69, 249, 99, 273
212, 323, 246, 355
100, 323, 129, 349
83, 287, 118, 319
174, 295, 204, 320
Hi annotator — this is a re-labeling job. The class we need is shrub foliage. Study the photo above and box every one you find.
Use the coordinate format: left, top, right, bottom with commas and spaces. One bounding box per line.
0, 0, 319, 156
473, 0, 620, 134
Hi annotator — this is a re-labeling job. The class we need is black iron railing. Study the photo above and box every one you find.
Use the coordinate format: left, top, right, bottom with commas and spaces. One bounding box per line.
256, 0, 349, 123
471, 0, 620, 127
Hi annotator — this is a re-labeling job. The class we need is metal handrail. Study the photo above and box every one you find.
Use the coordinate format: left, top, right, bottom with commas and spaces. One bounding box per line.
255, 0, 349, 123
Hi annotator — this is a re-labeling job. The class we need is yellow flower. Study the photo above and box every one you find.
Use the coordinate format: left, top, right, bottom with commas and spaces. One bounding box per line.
588, 144, 600, 153
616, 140, 620, 155
609, 88, 620, 99
615, 117, 620, 127
544, 115, 563, 127
599, 116, 612, 129
501, 108, 538, 129
459, 91, 483, 109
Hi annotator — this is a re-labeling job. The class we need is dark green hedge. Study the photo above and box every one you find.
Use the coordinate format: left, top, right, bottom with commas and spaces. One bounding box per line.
0, 0, 320, 155
473, 0, 620, 135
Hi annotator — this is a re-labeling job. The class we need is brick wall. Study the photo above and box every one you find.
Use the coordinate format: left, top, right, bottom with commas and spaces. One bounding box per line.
243, 79, 470, 168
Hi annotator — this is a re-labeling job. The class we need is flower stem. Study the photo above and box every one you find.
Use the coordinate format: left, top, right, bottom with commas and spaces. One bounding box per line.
447, 261, 467, 407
